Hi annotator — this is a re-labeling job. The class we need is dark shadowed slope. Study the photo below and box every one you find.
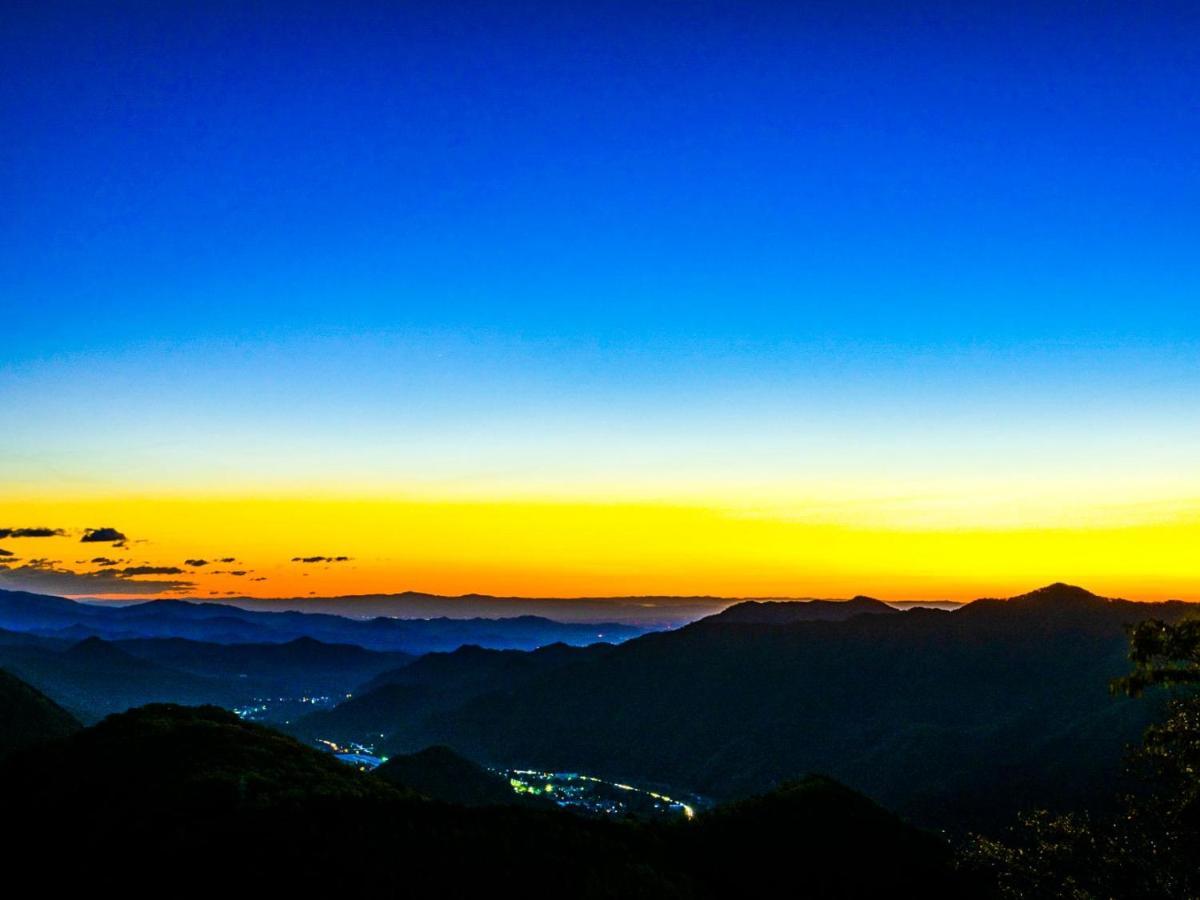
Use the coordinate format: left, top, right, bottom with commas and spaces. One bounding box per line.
359, 639, 610, 696
375, 745, 525, 806
288, 641, 612, 745
0, 635, 242, 722
0, 667, 80, 759
325, 584, 1187, 832
111, 635, 413, 696
0, 704, 970, 898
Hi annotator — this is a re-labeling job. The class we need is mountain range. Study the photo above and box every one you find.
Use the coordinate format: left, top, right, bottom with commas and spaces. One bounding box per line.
85, 589, 958, 626
167, 591, 738, 626
1, 580, 1192, 839
292, 583, 1193, 832
0, 588, 646, 652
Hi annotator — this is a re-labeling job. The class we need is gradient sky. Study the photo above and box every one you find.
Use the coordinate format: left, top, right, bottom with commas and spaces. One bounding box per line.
2, 2, 1198, 601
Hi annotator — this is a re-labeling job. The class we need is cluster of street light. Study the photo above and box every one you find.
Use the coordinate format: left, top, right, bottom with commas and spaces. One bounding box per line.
505, 768, 697, 819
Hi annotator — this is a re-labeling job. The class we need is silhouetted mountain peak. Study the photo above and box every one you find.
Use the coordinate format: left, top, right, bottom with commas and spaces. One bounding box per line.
65, 635, 129, 660
283, 636, 324, 648
403, 744, 464, 764
705, 595, 897, 625
376, 744, 540, 807
956, 583, 1128, 627
1009, 583, 1108, 606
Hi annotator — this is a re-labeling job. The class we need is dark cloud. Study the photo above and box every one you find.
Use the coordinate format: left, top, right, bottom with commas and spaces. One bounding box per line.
0, 548, 14, 557
80, 527, 128, 543
185, 559, 209, 567
0, 561, 193, 595
0, 527, 65, 539
251, 576, 267, 582
291, 555, 351, 563
90, 557, 120, 566
216, 557, 236, 563
117, 566, 185, 577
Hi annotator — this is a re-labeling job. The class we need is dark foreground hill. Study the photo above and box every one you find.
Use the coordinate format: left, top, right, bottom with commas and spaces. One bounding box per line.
375, 744, 526, 806
0, 667, 80, 758
311, 583, 1191, 832
0, 704, 971, 898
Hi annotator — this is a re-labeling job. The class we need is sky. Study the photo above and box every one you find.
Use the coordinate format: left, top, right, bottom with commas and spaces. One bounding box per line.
2, 1, 1198, 602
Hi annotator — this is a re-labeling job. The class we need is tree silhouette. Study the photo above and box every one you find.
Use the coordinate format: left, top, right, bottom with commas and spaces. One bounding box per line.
1113, 618, 1200, 696
963, 616, 1200, 899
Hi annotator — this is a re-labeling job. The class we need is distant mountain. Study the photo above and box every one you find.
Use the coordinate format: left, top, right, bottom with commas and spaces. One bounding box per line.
0, 588, 649, 653
0, 704, 970, 897
111, 635, 413, 696
376, 745, 524, 806
0, 667, 80, 758
0, 622, 421, 722
361, 640, 608, 694
960, 581, 1147, 625
0, 634, 242, 722
884, 600, 965, 611
186, 591, 735, 626
313, 583, 1190, 832
289, 641, 613, 745
76, 589, 975, 625
703, 594, 898, 624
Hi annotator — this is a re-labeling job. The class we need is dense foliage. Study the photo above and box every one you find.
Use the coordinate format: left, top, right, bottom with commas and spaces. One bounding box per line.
962, 615, 1200, 898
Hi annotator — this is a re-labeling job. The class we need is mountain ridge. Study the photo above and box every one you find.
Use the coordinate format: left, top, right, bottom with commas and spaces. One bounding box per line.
703, 594, 898, 624
0, 588, 648, 653
312, 583, 1195, 831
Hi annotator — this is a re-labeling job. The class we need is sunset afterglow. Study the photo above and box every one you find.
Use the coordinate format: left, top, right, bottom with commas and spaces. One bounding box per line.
4, 4, 1198, 603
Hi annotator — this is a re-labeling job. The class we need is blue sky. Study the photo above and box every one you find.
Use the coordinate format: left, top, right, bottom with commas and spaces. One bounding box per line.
2, 2, 1198, 523
5, 1, 1198, 352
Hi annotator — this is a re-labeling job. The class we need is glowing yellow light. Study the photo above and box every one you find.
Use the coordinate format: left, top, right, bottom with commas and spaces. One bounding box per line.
1, 494, 1197, 601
